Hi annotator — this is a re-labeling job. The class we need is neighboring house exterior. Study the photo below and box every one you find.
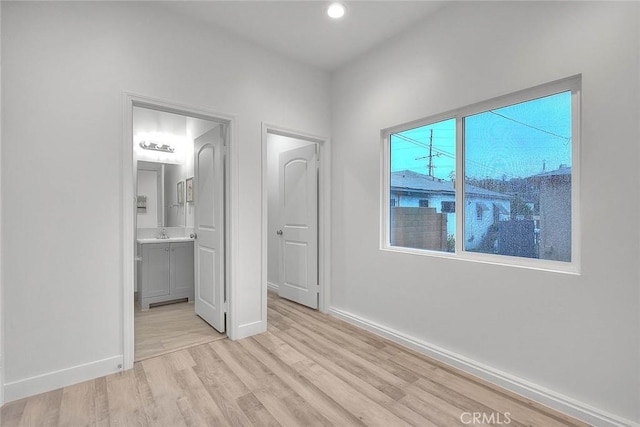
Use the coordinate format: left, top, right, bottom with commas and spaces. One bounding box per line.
391, 170, 511, 250
531, 165, 571, 262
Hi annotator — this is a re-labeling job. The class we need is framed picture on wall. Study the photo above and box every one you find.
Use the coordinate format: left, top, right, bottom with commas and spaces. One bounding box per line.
177, 181, 184, 204
186, 177, 194, 203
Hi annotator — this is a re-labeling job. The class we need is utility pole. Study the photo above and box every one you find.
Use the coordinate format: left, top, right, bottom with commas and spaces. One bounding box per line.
415, 129, 439, 177
427, 129, 434, 177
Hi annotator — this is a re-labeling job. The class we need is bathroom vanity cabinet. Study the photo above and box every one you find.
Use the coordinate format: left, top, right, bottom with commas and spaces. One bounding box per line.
137, 240, 194, 309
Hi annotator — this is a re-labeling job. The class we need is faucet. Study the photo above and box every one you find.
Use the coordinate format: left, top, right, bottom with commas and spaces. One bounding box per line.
159, 228, 169, 239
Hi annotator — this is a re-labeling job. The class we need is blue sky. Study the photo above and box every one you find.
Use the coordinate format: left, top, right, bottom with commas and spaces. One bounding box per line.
391, 91, 572, 180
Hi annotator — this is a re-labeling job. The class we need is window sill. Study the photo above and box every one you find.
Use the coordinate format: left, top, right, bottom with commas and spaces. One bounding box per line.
380, 245, 580, 275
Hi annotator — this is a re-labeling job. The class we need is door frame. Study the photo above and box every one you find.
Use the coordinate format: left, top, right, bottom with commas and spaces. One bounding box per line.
261, 123, 331, 314
122, 93, 238, 370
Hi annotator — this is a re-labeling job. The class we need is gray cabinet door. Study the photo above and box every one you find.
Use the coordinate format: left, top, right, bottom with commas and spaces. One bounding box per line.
142, 243, 170, 298
170, 242, 195, 294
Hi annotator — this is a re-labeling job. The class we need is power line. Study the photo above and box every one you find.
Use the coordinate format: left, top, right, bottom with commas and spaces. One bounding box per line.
488, 110, 571, 142
393, 133, 454, 159
392, 132, 518, 179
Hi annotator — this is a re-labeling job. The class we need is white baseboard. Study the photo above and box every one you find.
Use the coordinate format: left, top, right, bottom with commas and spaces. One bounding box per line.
232, 320, 266, 340
267, 282, 279, 292
329, 307, 638, 427
4, 355, 123, 403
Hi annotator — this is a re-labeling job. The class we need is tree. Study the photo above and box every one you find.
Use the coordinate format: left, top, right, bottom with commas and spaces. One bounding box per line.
510, 194, 533, 219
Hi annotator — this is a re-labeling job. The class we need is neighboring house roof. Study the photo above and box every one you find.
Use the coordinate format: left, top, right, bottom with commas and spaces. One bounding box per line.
531, 165, 571, 179
391, 170, 511, 200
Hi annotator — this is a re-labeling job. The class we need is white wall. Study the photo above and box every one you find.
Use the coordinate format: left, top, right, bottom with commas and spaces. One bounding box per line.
266, 134, 316, 287
331, 2, 639, 424
1, 1, 330, 400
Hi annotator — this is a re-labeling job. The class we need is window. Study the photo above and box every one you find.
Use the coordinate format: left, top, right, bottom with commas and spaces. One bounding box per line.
476, 203, 489, 220
389, 118, 456, 252
384, 76, 580, 271
441, 201, 455, 213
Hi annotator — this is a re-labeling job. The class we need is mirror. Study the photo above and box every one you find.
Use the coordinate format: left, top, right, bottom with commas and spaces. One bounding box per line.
136, 161, 185, 227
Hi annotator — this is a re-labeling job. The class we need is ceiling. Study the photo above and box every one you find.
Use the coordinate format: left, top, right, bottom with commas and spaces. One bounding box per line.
160, 1, 448, 71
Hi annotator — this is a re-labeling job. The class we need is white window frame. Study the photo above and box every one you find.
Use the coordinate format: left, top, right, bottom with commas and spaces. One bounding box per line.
381, 75, 581, 274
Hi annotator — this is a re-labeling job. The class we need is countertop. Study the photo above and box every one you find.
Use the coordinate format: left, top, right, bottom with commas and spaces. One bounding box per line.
137, 237, 194, 244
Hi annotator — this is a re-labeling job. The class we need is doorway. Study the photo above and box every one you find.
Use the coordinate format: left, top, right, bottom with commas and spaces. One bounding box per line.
262, 125, 330, 313
123, 94, 236, 368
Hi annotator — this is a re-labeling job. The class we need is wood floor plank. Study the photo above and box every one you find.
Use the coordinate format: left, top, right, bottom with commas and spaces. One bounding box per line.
236, 393, 281, 427
58, 379, 96, 427
214, 338, 334, 426
140, 355, 189, 427
188, 344, 250, 401
210, 339, 271, 391
280, 330, 437, 426
93, 377, 110, 426
251, 330, 306, 366
19, 388, 63, 427
131, 362, 161, 425
106, 369, 152, 426
240, 334, 367, 426
402, 381, 497, 426
267, 304, 407, 382
269, 295, 400, 354
174, 396, 199, 427
399, 392, 482, 427
270, 301, 400, 360
184, 345, 255, 426
135, 301, 226, 361
1, 293, 588, 427
0, 396, 27, 427
172, 364, 230, 426
286, 317, 413, 393
291, 358, 417, 427
392, 349, 578, 427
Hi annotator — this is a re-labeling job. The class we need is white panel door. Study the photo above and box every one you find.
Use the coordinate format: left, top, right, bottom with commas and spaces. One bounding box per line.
194, 126, 225, 332
278, 144, 318, 309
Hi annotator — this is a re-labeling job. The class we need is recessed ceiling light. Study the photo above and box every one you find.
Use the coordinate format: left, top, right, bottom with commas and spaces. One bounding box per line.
327, 2, 346, 19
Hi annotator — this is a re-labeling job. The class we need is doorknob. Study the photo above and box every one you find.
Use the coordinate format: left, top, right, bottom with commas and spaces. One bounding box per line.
276, 230, 283, 236
190, 233, 197, 239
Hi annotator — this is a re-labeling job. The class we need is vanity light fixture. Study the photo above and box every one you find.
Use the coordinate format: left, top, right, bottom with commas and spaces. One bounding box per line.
327, 2, 346, 19
139, 141, 175, 153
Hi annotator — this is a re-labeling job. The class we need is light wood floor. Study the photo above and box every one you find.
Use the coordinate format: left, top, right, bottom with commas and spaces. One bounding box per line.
135, 301, 226, 361
1, 292, 587, 426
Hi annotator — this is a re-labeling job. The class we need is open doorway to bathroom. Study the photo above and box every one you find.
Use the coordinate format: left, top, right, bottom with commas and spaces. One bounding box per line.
130, 103, 229, 362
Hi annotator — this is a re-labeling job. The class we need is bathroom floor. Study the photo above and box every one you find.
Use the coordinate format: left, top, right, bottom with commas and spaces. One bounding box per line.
134, 301, 226, 361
